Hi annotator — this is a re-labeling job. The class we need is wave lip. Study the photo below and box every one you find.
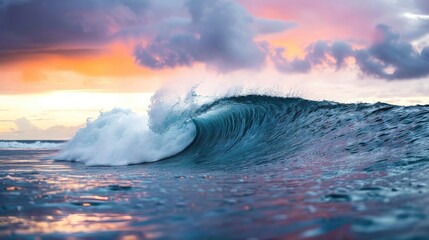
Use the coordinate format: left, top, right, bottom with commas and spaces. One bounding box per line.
0, 141, 64, 150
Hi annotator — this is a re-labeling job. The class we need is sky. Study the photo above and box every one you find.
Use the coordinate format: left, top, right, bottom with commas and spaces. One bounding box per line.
1, 0, 429, 139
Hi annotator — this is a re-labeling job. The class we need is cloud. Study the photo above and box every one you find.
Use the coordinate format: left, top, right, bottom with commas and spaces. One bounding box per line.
354, 24, 429, 80
0, 0, 294, 72
272, 24, 429, 80
254, 18, 297, 35
414, 0, 429, 14
0, 0, 149, 60
0, 118, 80, 140
270, 47, 311, 73
330, 41, 354, 69
243, 0, 429, 42
0, 48, 104, 65
1, 0, 427, 80
134, 0, 294, 72
270, 40, 352, 73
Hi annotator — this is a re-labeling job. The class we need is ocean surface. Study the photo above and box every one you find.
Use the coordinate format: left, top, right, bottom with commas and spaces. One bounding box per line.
1, 95, 429, 239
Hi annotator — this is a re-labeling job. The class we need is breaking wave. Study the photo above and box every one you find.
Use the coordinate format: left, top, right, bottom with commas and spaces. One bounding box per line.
56, 92, 429, 167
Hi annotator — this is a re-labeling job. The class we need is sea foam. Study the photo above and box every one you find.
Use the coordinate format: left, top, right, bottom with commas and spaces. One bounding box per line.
55, 108, 196, 166
0, 141, 64, 149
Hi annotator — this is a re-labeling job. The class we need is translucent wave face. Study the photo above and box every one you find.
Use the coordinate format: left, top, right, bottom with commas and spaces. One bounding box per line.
55, 109, 196, 166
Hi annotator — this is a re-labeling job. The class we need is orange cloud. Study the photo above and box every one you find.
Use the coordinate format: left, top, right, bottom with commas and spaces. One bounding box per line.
7, 43, 150, 81
49, 43, 151, 77
0, 42, 182, 94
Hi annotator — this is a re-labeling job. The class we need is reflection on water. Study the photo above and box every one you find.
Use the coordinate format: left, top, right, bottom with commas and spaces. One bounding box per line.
1, 149, 429, 239
1, 213, 161, 239
5, 186, 21, 191
2, 214, 131, 234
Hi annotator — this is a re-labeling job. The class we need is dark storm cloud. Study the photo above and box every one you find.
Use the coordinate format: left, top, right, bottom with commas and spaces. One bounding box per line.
0, 0, 148, 59
272, 24, 429, 80
134, 0, 294, 72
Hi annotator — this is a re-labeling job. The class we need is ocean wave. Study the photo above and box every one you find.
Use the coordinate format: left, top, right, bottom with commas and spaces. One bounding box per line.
174, 96, 429, 169
56, 92, 429, 167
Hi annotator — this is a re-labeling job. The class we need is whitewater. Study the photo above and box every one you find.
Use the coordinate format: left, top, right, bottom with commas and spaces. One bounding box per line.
1, 87, 429, 239
0, 140, 64, 150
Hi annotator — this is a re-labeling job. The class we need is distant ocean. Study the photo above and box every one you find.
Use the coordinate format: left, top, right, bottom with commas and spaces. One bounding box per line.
1, 95, 429, 239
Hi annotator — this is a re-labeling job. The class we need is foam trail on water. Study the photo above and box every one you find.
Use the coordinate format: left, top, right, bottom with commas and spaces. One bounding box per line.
56, 108, 196, 166
0, 141, 64, 149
